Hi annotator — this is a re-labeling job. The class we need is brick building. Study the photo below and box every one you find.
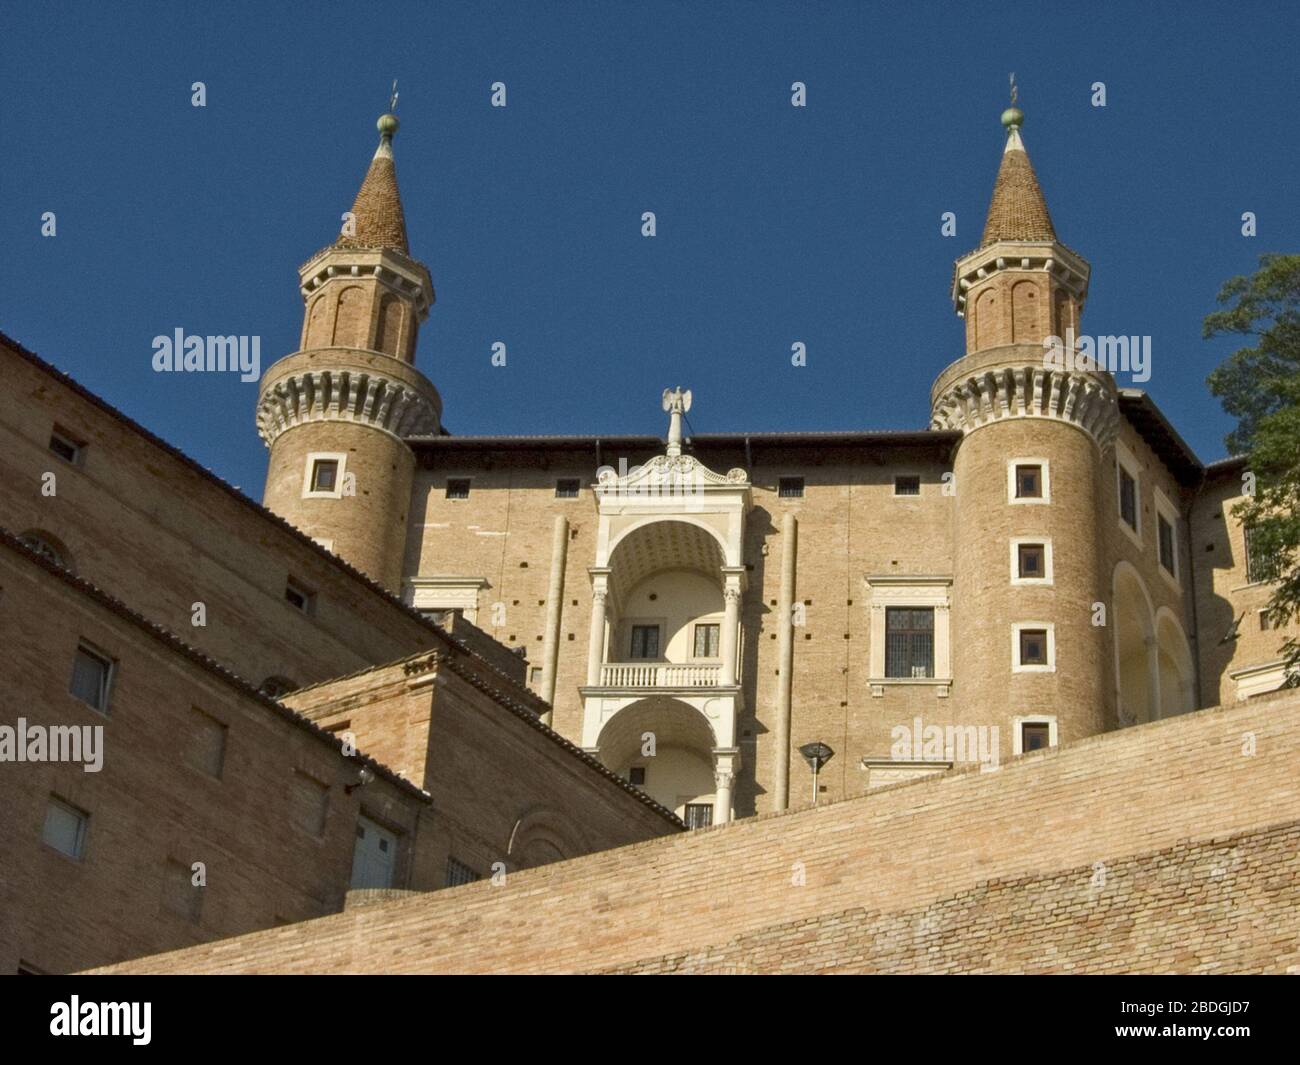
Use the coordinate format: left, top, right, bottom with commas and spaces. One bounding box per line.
2, 99, 1295, 976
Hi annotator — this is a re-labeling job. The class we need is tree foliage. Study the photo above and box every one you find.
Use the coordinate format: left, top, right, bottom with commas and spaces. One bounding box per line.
1206, 254, 1300, 679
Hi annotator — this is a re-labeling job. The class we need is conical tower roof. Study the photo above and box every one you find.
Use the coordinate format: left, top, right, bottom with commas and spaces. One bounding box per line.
336, 113, 410, 254
980, 110, 1056, 247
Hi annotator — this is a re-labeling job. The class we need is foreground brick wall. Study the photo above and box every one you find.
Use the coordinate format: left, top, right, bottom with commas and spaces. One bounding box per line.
95, 689, 1300, 974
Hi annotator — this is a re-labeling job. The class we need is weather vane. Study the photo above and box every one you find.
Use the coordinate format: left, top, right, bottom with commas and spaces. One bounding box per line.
1009, 72, 1018, 106
389, 79, 399, 113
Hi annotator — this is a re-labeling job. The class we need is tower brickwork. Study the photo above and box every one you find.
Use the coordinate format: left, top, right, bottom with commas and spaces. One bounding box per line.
257, 114, 441, 592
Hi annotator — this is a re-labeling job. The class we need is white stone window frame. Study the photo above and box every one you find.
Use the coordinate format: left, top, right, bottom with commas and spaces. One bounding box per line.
1012, 714, 1058, 755
1011, 621, 1056, 673
1007, 457, 1051, 505
864, 576, 952, 693
624, 619, 668, 661
690, 616, 725, 662
406, 576, 489, 625
1009, 537, 1054, 586
1114, 440, 1143, 548
302, 452, 348, 500
1229, 660, 1293, 701
1153, 486, 1181, 592
892, 471, 923, 498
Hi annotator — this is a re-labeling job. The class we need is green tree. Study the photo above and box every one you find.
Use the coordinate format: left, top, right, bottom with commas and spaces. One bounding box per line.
1205, 254, 1300, 680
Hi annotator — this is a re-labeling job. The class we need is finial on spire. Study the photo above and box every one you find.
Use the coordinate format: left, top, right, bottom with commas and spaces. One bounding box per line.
375, 80, 400, 147
389, 79, 400, 114
662, 387, 692, 457
1001, 72, 1024, 138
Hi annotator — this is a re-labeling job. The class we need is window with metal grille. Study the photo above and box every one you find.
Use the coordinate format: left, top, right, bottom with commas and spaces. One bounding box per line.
1018, 543, 1045, 579
1021, 722, 1051, 752
1119, 468, 1137, 529
693, 622, 720, 658
684, 803, 713, 829
1019, 628, 1049, 667
1245, 525, 1278, 584
1015, 464, 1042, 499
1158, 514, 1176, 575
884, 607, 934, 678
310, 458, 338, 492
629, 624, 660, 659
555, 478, 580, 498
893, 474, 921, 496
778, 477, 805, 498
445, 478, 471, 500
445, 857, 481, 887
70, 643, 112, 713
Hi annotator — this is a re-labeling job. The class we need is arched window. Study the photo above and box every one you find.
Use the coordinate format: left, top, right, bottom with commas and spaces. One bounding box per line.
18, 529, 74, 572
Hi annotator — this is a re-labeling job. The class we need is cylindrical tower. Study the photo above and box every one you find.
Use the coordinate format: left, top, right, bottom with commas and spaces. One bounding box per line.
932, 105, 1118, 757
256, 113, 441, 592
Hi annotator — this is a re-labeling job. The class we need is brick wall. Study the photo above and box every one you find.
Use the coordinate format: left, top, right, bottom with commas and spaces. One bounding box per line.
92, 689, 1300, 974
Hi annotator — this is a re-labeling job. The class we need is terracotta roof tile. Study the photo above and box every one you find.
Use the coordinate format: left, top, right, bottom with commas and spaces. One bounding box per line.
980, 132, 1056, 247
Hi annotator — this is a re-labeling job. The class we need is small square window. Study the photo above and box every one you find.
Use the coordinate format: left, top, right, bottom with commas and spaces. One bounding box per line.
49, 429, 82, 464
1259, 609, 1271, 632
285, 579, 315, 614
778, 477, 805, 499
1119, 468, 1138, 531
693, 623, 721, 658
1018, 543, 1045, 579
445, 478, 471, 500
628, 766, 646, 787
70, 644, 112, 713
555, 478, 580, 499
1158, 514, 1176, 575
893, 475, 921, 496
161, 858, 203, 923
291, 771, 329, 837
311, 458, 338, 493
1019, 628, 1049, 666
1015, 465, 1042, 499
42, 797, 88, 860
629, 625, 660, 659
1021, 722, 1051, 752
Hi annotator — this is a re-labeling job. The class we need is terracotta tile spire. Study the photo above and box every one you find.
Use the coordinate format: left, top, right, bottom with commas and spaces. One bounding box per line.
336, 113, 410, 254
980, 107, 1056, 247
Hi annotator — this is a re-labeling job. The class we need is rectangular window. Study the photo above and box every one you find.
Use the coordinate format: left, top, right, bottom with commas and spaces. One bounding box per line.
49, 428, 82, 464
1158, 514, 1176, 575
884, 607, 934, 679
683, 803, 714, 830
1021, 722, 1051, 752
629, 624, 660, 659
161, 859, 202, 922
186, 709, 228, 779
1119, 468, 1137, 530
445, 857, 481, 888
628, 766, 646, 787
693, 623, 720, 658
310, 458, 338, 493
893, 474, 921, 496
445, 478, 471, 500
1017, 543, 1045, 579
42, 797, 88, 860
70, 643, 112, 713
778, 477, 805, 498
555, 478, 580, 499
291, 771, 330, 838
1015, 464, 1043, 499
1245, 525, 1277, 584
1019, 628, 1049, 667
285, 578, 315, 614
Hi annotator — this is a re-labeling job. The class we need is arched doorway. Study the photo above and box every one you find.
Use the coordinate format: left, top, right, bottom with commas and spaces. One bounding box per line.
1156, 609, 1196, 718
595, 697, 720, 826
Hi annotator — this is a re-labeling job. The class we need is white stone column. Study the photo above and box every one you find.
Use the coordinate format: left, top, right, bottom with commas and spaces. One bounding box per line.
712, 749, 739, 825
585, 570, 610, 687
720, 568, 745, 685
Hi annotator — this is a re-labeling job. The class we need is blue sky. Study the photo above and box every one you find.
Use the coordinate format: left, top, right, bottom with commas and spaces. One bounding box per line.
2, 1, 1296, 495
